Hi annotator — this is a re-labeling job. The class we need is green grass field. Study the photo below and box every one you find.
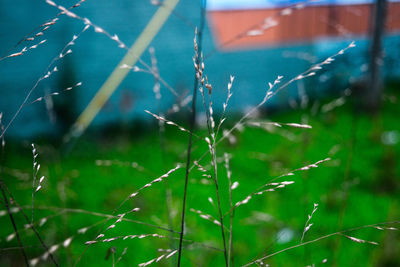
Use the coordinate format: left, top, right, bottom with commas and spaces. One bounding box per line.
1, 87, 399, 266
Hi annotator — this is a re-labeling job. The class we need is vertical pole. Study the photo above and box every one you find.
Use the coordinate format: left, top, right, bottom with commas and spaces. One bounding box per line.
367, 0, 387, 113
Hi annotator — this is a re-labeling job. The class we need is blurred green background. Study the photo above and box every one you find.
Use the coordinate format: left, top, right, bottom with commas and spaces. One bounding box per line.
1, 82, 399, 266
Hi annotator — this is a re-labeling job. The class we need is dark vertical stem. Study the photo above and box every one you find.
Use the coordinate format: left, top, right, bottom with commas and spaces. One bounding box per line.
0, 181, 30, 267
176, 54, 198, 265
0, 121, 29, 266
2, 184, 59, 266
367, 0, 387, 113
177, 1, 206, 266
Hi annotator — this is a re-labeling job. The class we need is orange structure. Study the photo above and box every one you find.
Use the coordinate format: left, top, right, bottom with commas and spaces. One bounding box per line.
208, 2, 400, 50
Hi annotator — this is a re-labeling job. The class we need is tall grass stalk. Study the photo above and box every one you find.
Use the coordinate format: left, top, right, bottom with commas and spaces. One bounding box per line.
1, 1, 399, 266
224, 153, 235, 267
196, 51, 229, 265
176, 36, 198, 267
177, 1, 206, 265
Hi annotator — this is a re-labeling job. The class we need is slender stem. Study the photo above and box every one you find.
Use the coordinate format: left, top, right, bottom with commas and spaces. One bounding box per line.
177, 59, 198, 267
225, 154, 234, 267
189, 0, 228, 263
198, 76, 229, 266
195, 25, 229, 267
0, 120, 29, 266
0, 180, 30, 266
196, 33, 229, 267
31, 149, 36, 224
211, 149, 228, 266
2, 185, 59, 266
112, 249, 115, 267
228, 206, 234, 266
177, 1, 207, 265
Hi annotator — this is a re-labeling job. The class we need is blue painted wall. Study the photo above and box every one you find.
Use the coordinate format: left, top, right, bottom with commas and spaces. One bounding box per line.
0, 0, 399, 137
